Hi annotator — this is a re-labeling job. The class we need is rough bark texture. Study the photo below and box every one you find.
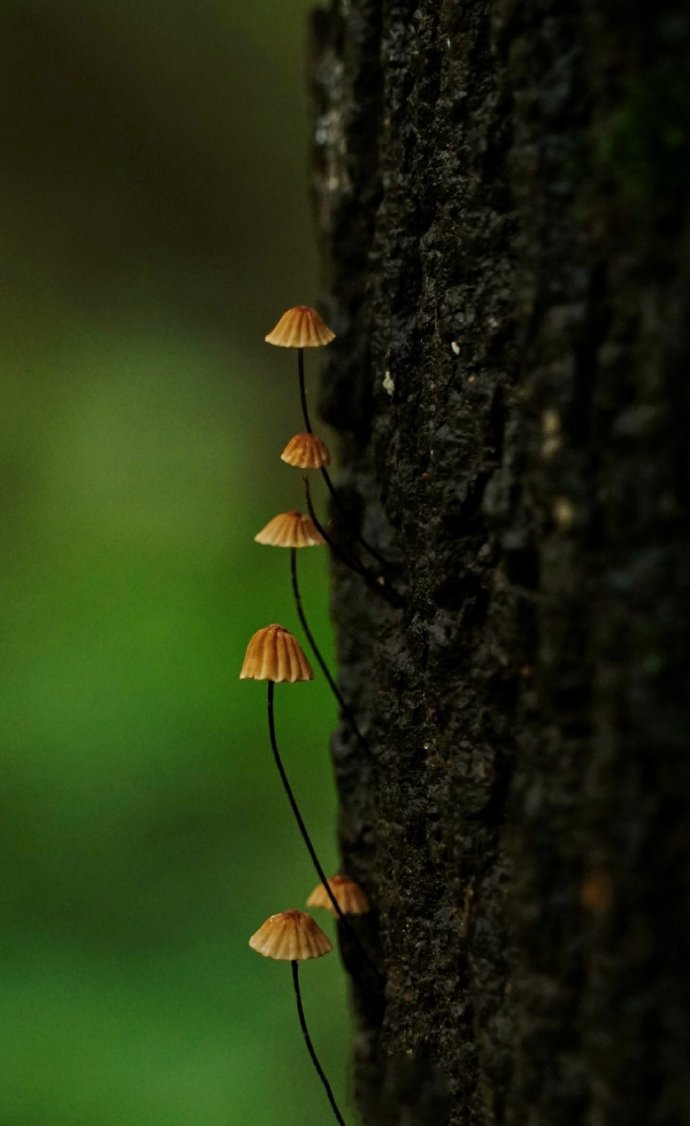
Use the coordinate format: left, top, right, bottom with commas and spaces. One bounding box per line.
308, 3, 690, 1124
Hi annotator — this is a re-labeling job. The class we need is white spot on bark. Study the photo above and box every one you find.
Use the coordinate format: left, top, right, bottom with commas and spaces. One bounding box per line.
383, 370, 395, 396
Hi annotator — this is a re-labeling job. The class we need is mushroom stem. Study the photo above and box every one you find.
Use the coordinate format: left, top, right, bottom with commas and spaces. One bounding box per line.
291, 961, 348, 1126
267, 683, 383, 983
296, 350, 397, 575
297, 348, 312, 434
320, 467, 397, 575
266, 682, 348, 922
289, 548, 371, 757
303, 476, 404, 609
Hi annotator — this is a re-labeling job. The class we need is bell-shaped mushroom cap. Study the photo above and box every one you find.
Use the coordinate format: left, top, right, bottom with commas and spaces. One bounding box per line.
265, 305, 335, 348
281, 432, 331, 470
249, 910, 333, 961
307, 875, 371, 916
240, 624, 314, 683
254, 510, 325, 549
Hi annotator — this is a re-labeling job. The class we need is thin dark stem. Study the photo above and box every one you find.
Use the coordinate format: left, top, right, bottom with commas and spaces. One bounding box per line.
304, 475, 371, 580
267, 682, 341, 915
290, 548, 371, 756
267, 683, 383, 983
291, 962, 347, 1126
297, 348, 312, 434
319, 465, 398, 573
296, 350, 397, 574
304, 476, 404, 609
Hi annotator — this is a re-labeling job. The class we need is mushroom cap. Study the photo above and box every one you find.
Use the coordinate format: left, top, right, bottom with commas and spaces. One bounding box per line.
281, 432, 331, 470
249, 909, 333, 961
240, 624, 314, 683
254, 510, 325, 549
265, 305, 335, 348
307, 875, 371, 916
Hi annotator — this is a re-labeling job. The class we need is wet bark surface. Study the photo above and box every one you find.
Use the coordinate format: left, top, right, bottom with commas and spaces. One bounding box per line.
308, 3, 690, 1124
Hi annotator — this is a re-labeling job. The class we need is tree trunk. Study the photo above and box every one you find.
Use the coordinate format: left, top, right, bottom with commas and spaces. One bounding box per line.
308, 3, 690, 1124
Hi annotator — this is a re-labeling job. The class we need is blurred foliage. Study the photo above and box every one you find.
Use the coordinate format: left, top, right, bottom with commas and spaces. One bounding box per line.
0, 3, 351, 1123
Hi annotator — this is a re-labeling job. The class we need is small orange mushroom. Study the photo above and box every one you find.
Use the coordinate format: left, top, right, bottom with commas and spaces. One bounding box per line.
307, 874, 371, 916
249, 909, 332, 961
265, 305, 335, 348
281, 432, 331, 470
240, 624, 313, 683
254, 510, 325, 549
249, 910, 346, 1124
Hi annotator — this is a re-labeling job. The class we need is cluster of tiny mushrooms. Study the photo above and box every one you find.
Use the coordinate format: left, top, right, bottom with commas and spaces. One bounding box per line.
240, 305, 398, 1125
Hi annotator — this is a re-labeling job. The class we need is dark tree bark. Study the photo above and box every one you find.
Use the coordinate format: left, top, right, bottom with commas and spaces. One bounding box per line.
307, 3, 690, 1125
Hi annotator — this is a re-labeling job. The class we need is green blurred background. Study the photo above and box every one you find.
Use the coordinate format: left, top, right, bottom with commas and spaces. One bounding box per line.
0, 3, 350, 1123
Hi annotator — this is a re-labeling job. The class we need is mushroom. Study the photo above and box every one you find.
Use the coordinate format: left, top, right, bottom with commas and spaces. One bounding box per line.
254, 509, 325, 550
240, 622, 313, 683
249, 910, 348, 1126
306, 877, 377, 975
281, 432, 331, 470
307, 874, 371, 916
264, 305, 336, 349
